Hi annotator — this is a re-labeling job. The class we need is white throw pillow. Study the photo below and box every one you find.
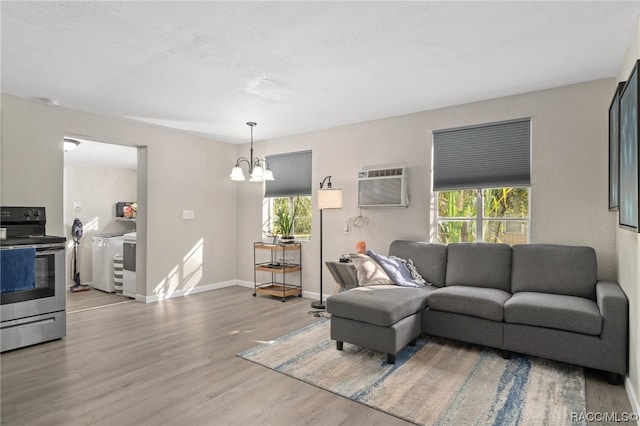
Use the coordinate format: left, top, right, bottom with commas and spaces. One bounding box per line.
350, 253, 394, 286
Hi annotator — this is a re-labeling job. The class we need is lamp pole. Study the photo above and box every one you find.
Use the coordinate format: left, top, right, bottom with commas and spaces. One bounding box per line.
311, 206, 325, 310
312, 176, 341, 310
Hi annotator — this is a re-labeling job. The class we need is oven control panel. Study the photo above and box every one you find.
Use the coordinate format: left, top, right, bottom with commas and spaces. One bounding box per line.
1, 207, 46, 223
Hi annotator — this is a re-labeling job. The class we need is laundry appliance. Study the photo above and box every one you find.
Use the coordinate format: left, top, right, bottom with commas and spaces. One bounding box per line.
122, 232, 136, 298
91, 233, 124, 293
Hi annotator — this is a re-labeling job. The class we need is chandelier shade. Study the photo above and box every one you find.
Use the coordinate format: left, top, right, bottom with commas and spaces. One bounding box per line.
263, 168, 275, 181
229, 166, 245, 181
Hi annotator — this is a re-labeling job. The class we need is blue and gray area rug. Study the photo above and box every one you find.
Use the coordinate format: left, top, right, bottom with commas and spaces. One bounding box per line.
237, 319, 586, 426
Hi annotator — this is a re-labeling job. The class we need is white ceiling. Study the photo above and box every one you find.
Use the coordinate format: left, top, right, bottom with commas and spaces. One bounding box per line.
64, 138, 137, 170
3, 1, 640, 146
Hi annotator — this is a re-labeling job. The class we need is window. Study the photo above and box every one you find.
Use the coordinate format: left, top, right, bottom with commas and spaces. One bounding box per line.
264, 196, 312, 239
433, 119, 531, 245
263, 150, 312, 239
437, 188, 529, 244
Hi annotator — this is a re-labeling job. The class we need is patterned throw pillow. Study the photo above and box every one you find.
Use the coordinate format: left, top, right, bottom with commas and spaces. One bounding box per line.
349, 253, 394, 286
390, 256, 428, 285
366, 249, 427, 288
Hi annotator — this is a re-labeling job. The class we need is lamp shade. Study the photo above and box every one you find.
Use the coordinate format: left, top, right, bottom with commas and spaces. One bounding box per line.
263, 168, 275, 181
230, 166, 246, 181
318, 188, 343, 209
249, 164, 264, 182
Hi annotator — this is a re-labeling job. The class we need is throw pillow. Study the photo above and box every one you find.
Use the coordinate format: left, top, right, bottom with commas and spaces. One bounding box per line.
390, 255, 429, 286
350, 253, 394, 286
366, 249, 426, 288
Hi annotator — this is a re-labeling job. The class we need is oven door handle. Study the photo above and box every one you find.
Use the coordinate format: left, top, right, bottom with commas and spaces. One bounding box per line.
35, 248, 65, 255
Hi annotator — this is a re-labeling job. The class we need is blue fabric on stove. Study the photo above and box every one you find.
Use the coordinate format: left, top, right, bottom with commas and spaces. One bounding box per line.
1, 248, 37, 294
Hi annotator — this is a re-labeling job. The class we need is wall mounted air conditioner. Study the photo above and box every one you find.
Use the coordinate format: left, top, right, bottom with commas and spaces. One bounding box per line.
357, 167, 409, 208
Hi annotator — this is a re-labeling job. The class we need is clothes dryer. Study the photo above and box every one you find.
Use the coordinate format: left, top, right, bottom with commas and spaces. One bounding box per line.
122, 232, 136, 298
91, 233, 124, 293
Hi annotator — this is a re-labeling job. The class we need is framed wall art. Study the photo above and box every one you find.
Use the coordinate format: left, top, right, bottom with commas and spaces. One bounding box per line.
619, 59, 639, 231
609, 81, 625, 210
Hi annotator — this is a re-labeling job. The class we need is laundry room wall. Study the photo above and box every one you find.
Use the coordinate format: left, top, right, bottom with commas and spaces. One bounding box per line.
64, 163, 137, 287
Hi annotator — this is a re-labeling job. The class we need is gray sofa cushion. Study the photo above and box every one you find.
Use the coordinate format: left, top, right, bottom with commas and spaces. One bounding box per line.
326, 285, 434, 327
427, 286, 511, 321
389, 241, 447, 287
445, 243, 512, 292
511, 244, 597, 300
504, 292, 602, 335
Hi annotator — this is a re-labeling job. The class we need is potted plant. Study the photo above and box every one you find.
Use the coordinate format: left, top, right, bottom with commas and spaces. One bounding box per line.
273, 198, 298, 242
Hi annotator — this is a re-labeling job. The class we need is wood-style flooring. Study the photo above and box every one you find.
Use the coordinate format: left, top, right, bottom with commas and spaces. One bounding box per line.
66, 288, 133, 313
1, 286, 634, 425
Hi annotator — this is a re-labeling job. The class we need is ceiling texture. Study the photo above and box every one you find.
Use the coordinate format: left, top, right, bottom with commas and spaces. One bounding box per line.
2, 1, 640, 145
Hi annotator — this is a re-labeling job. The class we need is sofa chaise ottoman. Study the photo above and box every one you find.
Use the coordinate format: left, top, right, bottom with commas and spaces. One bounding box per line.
326, 242, 446, 364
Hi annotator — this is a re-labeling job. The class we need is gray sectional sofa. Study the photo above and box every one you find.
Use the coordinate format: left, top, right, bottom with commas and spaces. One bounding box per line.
326, 241, 628, 384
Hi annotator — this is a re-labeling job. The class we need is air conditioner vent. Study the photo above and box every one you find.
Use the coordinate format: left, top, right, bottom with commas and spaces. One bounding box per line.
357, 167, 408, 208
360, 168, 404, 178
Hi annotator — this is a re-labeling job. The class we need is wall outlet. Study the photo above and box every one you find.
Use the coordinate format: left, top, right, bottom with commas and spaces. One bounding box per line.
182, 210, 194, 220
72, 201, 82, 212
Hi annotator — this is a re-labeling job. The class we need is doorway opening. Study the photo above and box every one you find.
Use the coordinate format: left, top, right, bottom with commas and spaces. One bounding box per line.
63, 138, 141, 312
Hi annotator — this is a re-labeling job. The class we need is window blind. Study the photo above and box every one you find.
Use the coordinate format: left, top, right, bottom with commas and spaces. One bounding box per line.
433, 118, 531, 191
264, 150, 312, 197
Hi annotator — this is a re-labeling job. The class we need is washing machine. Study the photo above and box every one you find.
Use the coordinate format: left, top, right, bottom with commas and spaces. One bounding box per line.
92, 233, 124, 293
122, 232, 136, 298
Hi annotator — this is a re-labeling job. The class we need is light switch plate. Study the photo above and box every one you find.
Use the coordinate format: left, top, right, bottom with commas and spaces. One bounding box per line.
183, 210, 194, 220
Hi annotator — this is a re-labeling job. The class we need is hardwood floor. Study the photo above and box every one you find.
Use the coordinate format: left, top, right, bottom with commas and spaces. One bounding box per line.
66, 288, 133, 313
1, 286, 633, 425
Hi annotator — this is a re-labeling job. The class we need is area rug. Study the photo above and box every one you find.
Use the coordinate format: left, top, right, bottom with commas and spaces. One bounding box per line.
237, 319, 586, 426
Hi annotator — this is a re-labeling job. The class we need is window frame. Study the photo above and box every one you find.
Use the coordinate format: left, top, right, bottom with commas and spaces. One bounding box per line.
263, 195, 313, 240
436, 187, 530, 244
262, 150, 313, 240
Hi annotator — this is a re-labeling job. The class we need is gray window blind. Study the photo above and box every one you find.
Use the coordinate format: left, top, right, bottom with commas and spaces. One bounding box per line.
265, 150, 312, 197
433, 118, 531, 191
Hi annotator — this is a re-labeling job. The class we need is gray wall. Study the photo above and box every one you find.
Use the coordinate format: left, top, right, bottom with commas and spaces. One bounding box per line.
236, 79, 618, 295
1, 94, 239, 301
1, 96, 65, 235
616, 15, 640, 412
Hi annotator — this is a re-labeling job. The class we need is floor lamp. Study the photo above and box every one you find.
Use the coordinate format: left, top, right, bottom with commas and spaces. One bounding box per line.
311, 176, 343, 310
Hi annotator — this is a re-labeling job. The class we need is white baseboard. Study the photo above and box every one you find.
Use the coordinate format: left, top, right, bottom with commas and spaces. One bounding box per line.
624, 377, 640, 425
139, 280, 242, 303
235, 280, 253, 288
136, 280, 330, 305
304, 291, 321, 303
226, 280, 327, 302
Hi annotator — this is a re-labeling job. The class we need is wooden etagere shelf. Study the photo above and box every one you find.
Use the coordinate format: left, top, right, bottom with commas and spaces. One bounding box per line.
253, 242, 302, 302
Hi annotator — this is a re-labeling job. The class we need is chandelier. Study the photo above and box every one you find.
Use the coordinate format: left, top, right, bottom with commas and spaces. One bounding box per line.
229, 122, 274, 182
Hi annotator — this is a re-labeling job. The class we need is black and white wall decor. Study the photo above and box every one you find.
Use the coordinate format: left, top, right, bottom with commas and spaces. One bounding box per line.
619, 59, 639, 231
